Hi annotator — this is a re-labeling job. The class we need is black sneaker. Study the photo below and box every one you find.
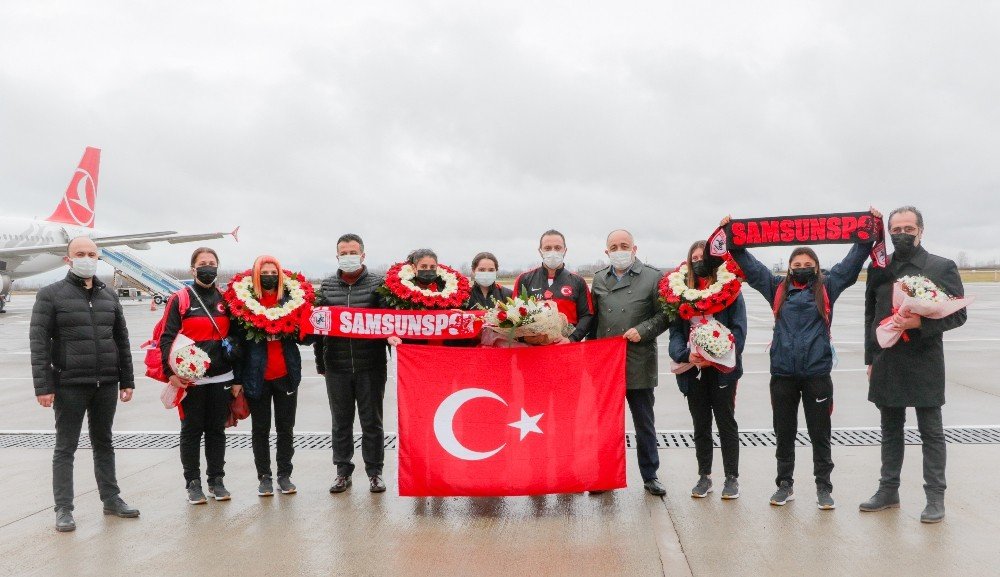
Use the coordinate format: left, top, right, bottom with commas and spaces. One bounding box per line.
330, 475, 352, 494
721, 476, 740, 500
817, 489, 836, 510
277, 476, 297, 495
369, 474, 387, 493
921, 499, 945, 524
55, 508, 76, 532
644, 478, 666, 496
102, 496, 140, 518
258, 475, 274, 497
207, 478, 231, 501
770, 481, 794, 506
187, 480, 207, 505
691, 475, 713, 498
859, 489, 901, 512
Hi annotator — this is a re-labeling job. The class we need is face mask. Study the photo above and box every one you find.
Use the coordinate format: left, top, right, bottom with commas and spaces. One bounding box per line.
338, 254, 363, 273
416, 269, 438, 283
70, 257, 98, 279
195, 266, 218, 286
541, 251, 565, 269
608, 250, 634, 270
890, 233, 918, 258
260, 275, 279, 291
790, 268, 816, 285
475, 271, 497, 287
690, 260, 710, 278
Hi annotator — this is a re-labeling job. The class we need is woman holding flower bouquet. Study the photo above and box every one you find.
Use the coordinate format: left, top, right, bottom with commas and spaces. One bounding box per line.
383, 248, 471, 347
668, 241, 747, 500
721, 208, 882, 510
159, 247, 237, 505
227, 255, 313, 498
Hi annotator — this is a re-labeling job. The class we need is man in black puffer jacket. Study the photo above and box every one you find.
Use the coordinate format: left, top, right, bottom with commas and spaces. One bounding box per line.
314, 233, 391, 494
29, 237, 139, 533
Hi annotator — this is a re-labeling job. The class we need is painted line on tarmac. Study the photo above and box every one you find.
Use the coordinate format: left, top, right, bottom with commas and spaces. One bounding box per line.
646, 494, 694, 577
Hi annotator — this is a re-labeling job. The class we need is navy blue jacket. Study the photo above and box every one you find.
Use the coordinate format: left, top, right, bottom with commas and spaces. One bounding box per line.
668, 293, 747, 393
732, 242, 871, 378
230, 293, 303, 399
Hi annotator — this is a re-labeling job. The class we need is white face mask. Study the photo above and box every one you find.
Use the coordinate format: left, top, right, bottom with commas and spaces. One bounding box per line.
475, 271, 497, 287
338, 254, 363, 273
541, 251, 565, 269
608, 250, 634, 270
70, 256, 98, 279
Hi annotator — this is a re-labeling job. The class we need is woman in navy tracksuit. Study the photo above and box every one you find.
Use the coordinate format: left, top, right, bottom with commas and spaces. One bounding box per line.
669, 241, 747, 501
723, 209, 880, 510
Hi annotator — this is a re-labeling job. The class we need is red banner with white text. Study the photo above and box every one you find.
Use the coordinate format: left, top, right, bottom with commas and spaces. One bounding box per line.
303, 306, 484, 339
397, 339, 627, 497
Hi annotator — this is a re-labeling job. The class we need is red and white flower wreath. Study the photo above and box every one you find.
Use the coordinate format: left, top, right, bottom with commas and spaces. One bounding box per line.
658, 255, 745, 321
378, 262, 471, 310
224, 269, 315, 341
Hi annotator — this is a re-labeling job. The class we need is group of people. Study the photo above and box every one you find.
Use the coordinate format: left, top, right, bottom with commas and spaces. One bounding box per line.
28, 205, 966, 533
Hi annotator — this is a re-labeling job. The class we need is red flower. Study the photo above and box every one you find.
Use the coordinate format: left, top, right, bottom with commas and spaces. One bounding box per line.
679, 304, 696, 319
518, 306, 528, 316
498, 311, 508, 321
712, 330, 720, 338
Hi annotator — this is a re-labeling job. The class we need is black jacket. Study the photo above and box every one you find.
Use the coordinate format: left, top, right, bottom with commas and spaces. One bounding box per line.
30, 272, 134, 395
865, 246, 967, 407
158, 284, 233, 379
513, 266, 594, 342
313, 267, 389, 373
464, 283, 513, 310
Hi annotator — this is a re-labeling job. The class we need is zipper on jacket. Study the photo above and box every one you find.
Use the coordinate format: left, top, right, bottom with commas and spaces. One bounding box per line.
347, 282, 355, 372
88, 285, 101, 386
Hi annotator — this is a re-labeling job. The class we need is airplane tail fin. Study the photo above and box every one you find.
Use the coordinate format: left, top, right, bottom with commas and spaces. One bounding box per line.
46, 147, 101, 228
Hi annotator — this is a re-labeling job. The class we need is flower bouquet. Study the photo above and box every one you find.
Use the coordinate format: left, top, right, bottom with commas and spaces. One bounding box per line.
378, 263, 471, 310
482, 292, 571, 346
224, 269, 315, 342
659, 255, 744, 322
670, 317, 737, 374
876, 275, 973, 349
160, 334, 211, 417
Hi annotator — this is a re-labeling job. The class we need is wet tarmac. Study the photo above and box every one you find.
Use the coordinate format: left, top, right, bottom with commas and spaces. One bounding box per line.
1, 284, 999, 576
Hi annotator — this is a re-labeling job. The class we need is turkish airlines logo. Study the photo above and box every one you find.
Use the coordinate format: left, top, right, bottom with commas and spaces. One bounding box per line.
63, 168, 97, 227
433, 388, 543, 461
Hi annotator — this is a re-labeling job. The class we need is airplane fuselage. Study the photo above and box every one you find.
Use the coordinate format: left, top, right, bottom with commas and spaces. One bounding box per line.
0, 216, 95, 280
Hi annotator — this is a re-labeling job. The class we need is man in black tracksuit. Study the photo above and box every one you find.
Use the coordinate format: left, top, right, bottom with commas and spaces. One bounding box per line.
29, 237, 140, 532
314, 234, 391, 494
513, 229, 594, 342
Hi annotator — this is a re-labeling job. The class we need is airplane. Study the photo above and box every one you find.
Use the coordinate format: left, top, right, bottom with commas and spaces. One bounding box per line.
0, 147, 238, 312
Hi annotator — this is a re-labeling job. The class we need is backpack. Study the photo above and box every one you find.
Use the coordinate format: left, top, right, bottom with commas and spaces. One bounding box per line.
142, 288, 191, 382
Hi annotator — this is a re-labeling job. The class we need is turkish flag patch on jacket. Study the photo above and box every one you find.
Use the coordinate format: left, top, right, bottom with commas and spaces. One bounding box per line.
397, 339, 627, 497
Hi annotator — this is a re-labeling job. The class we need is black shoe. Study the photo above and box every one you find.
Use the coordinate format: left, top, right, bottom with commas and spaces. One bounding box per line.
588, 490, 609, 495
369, 474, 387, 493
817, 489, 836, 510
186, 480, 207, 505
207, 478, 231, 501
277, 476, 297, 495
55, 508, 76, 532
102, 496, 140, 518
921, 499, 945, 524
330, 476, 352, 494
644, 479, 666, 496
691, 475, 712, 498
770, 481, 794, 506
859, 488, 900, 512
258, 475, 274, 497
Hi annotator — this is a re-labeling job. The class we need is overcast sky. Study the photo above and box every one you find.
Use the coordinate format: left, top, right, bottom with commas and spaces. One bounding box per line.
2, 1, 998, 280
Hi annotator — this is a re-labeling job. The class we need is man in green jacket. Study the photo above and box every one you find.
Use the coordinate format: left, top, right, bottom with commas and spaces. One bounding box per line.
590, 229, 669, 495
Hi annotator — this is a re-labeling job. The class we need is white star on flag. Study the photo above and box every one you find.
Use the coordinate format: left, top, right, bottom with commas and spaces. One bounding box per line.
508, 409, 543, 441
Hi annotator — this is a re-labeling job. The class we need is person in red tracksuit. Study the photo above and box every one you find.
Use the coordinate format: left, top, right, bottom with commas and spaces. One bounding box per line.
512, 229, 594, 343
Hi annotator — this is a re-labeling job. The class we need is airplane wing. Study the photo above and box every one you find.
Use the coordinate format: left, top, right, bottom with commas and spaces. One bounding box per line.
0, 227, 239, 257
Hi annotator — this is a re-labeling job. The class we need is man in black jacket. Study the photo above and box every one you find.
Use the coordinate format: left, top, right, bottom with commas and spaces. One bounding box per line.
314, 233, 390, 494
29, 237, 139, 532
860, 207, 967, 523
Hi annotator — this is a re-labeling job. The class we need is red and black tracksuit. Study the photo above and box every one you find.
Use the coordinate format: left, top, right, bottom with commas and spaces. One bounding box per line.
159, 284, 233, 485
513, 266, 594, 342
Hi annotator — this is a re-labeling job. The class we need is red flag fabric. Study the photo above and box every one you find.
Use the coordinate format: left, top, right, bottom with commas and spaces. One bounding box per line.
397, 339, 627, 497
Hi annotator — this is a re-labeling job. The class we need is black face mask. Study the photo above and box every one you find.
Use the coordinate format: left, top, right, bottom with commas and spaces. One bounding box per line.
260, 275, 279, 291
691, 260, 710, 278
790, 268, 816, 285
416, 269, 438, 283
891, 233, 918, 259
195, 266, 218, 286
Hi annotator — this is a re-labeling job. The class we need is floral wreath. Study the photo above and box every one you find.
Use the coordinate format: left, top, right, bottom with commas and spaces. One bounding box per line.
378, 262, 471, 310
659, 254, 745, 322
224, 269, 315, 341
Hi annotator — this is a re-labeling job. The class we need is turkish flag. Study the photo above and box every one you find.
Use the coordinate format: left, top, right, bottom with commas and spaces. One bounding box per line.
397, 339, 627, 497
